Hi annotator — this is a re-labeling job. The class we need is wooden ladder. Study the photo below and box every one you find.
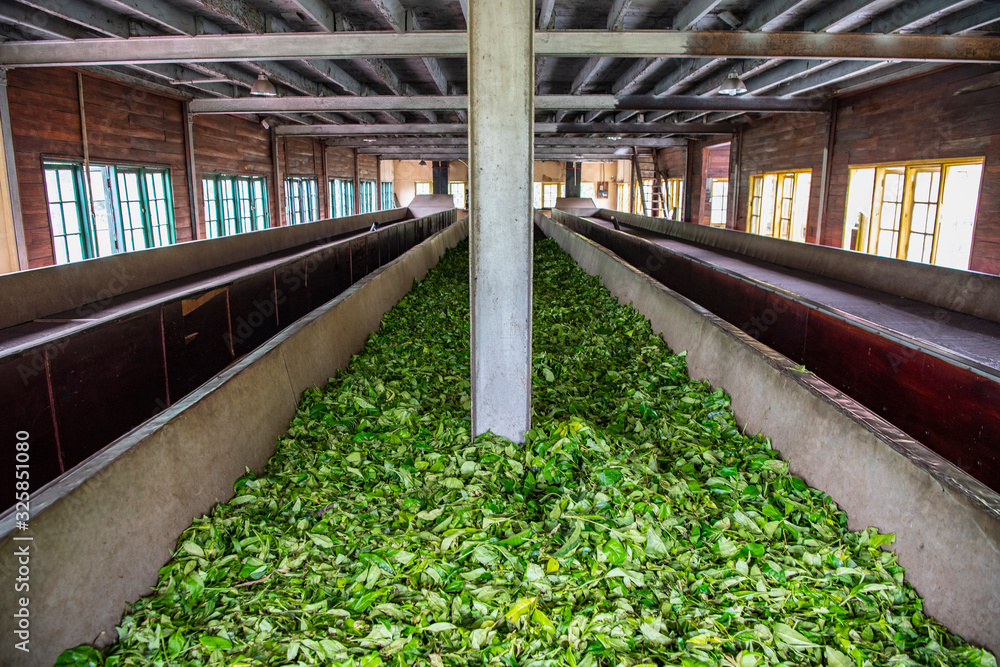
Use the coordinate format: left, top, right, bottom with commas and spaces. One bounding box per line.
631, 147, 666, 217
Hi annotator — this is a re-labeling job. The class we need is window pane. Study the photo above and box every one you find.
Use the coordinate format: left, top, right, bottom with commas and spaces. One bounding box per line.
709, 179, 728, 227
144, 171, 173, 247
449, 182, 466, 209
844, 168, 875, 251
221, 178, 238, 235
791, 172, 811, 243
117, 171, 147, 251
203, 177, 219, 238
936, 163, 982, 270
44, 164, 89, 264
90, 167, 115, 257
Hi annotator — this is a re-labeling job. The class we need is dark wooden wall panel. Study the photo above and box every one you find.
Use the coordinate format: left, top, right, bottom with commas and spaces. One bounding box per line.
0, 354, 61, 502
327, 147, 355, 179
9, 69, 192, 267
162, 290, 234, 399
48, 311, 168, 470
656, 146, 687, 181
734, 112, 827, 239
227, 273, 279, 359
194, 115, 275, 240
359, 155, 377, 180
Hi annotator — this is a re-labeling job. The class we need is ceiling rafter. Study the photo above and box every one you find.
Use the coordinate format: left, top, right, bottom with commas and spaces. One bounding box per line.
556, 0, 636, 122
646, 0, 986, 125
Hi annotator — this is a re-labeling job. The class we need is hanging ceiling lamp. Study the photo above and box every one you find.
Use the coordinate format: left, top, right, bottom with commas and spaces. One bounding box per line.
419, 159, 427, 167
718, 72, 748, 96
250, 73, 278, 97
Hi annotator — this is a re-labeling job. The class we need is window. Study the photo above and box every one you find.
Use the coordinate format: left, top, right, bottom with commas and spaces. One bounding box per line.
449, 181, 466, 209
533, 182, 564, 209
580, 182, 596, 200
414, 181, 432, 196
331, 179, 355, 218
617, 183, 630, 212
381, 182, 394, 210
665, 178, 683, 220
359, 180, 377, 214
708, 178, 729, 228
203, 175, 269, 238
843, 159, 983, 269
43, 161, 176, 265
747, 170, 811, 242
285, 178, 319, 225
44, 164, 89, 264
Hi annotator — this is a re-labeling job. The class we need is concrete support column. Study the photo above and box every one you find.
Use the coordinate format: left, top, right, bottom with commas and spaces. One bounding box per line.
469, 0, 534, 442
432, 160, 449, 195
565, 161, 582, 198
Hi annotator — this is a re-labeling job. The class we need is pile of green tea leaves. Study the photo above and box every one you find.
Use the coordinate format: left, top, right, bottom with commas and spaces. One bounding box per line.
67, 239, 995, 667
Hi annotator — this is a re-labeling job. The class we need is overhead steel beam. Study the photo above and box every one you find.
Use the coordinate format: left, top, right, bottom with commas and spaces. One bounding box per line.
277, 121, 734, 136
611, 0, 813, 102
189, 94, 829, 114
4, 31, 1000, 68
536, 30, 1000, 61
322, 136, 686, 147
364, 146, 639, 156
0, 32, 466, 66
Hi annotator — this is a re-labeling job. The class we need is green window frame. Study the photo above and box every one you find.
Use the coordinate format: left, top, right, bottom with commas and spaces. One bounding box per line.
203, 174, 269, 238
286, 177, 319, 225
43, 161, 176, 265
381, 182, 394, 210
330, 178, 355, 218
359, 180, 377, 214
44, 163, 92, 264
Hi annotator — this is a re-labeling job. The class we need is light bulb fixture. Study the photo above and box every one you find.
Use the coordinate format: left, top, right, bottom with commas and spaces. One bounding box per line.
250, 73, 277, 97
718, 71, 748, 96
418, 159, 427, 167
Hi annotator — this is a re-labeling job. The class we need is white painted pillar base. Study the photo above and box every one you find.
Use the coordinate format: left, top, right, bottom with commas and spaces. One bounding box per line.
468, 0, 534, 442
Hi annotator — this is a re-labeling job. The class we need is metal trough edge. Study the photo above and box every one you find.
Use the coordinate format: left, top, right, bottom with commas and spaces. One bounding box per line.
536, 212, 1000, 657
0, 219, 468, 667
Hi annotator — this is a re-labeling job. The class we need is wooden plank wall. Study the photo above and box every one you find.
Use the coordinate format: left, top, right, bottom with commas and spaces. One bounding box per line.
278, 136, 328, 219
686, 138, 732, 226
656, 146, 687, 181
733, 112, 828, 239
193, 115, 275, 240
327, 146, 355, 179
736, 64, 1000, 274
8, 68, 194, 267
8, 68, 358, 269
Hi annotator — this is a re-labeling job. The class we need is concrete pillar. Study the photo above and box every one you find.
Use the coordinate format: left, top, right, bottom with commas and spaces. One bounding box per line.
468, 0, 533, 442
432, 160, 449, 195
